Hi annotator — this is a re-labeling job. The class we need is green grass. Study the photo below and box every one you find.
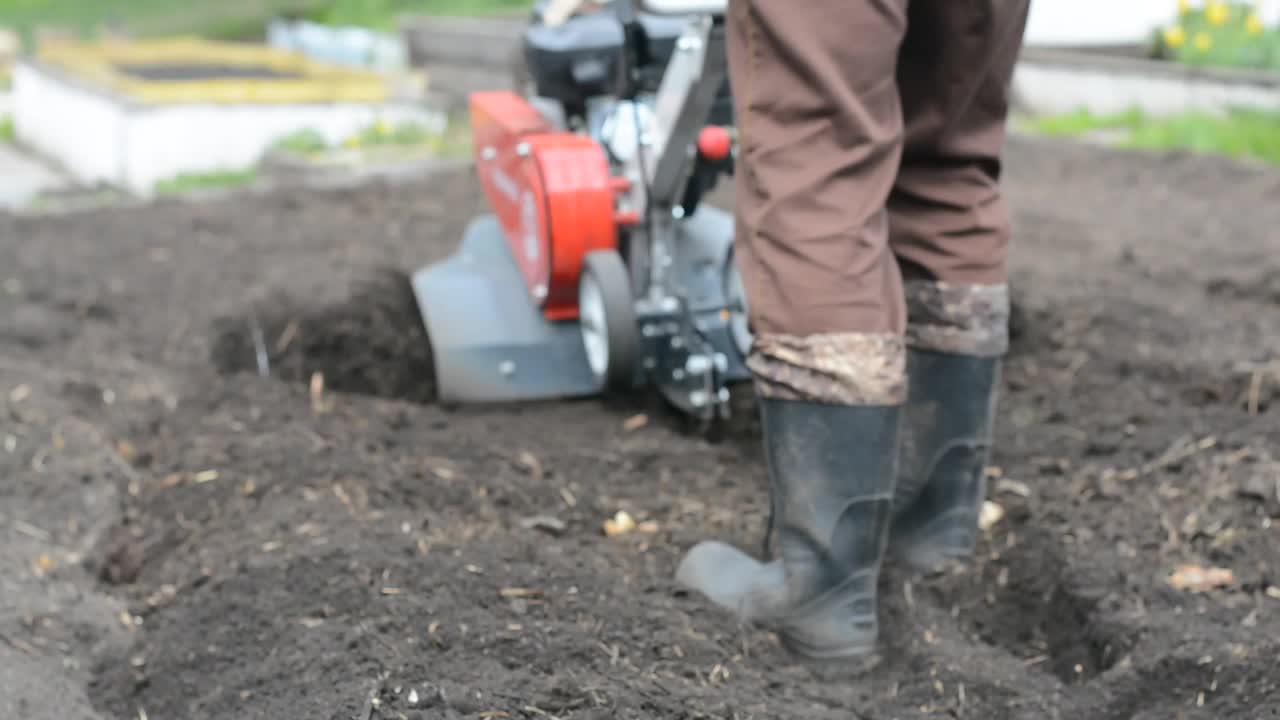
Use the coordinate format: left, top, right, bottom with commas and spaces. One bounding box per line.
0, 0, 528, 44
1023, 107, 1280, 166
0, 115, 13, 143
0, 0, 333, 44
307, 0, 530, 30
154, 168, 258, 195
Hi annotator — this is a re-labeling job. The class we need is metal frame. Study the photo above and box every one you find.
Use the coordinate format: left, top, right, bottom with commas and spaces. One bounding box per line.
605, 5, 747, 424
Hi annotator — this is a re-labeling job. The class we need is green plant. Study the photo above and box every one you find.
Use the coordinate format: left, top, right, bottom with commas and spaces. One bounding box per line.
273, 128, 330, 155
1156, 1, 1280, 69
0, 114, 13, 143
341, 118, 442, 149
154, 168, 258, 195
276, 116, 468, 158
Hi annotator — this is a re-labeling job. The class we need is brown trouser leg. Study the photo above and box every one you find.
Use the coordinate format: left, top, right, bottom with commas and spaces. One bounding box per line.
729, 0, 1030, 405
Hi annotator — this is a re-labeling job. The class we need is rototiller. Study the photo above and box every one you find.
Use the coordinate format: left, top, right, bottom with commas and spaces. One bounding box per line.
412, 0, 750, 424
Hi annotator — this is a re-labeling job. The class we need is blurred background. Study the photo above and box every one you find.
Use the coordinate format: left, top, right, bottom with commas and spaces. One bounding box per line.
0, 0, 1277, 209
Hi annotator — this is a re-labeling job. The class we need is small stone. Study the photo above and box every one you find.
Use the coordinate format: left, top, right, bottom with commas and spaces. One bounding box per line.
978, 501, 1005, 532
1238, 473, 1276, 501
519, 515, 567, 536
603, 511, 637, 537
1167, 564, 1235, 593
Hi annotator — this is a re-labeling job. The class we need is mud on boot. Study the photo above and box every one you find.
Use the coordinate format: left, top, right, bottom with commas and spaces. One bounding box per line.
675, 398, 901, 672
889, 349, 1001, 574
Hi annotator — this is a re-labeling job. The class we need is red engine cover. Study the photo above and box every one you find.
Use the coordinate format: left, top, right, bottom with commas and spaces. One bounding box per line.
469, 92, 618, 321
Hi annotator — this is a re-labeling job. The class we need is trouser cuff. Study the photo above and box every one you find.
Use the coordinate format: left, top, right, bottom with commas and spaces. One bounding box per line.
748, 333, 907, 406
904, 281, 1010, 357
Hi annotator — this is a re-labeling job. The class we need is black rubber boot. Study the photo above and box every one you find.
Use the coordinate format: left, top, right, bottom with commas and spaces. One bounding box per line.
674, 398, 900, 671
889, 349, 1001, 574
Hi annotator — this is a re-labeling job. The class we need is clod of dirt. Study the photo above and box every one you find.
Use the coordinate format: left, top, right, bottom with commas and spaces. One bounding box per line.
98, 527, 146, 586
1238, 470, 1280, 517
210, 266, 436, 403
1206, 272, 1280, 305
0, 304, 79, 349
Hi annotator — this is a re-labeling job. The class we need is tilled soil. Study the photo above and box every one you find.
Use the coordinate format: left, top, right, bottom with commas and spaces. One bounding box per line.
1, 137, 1278, 720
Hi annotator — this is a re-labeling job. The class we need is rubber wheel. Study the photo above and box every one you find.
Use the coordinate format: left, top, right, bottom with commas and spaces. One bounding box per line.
579, 250, 638, 393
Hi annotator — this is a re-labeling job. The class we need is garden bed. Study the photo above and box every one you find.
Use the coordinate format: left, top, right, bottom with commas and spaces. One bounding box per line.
10, 37, 435, 196
2, 131, 1279, 720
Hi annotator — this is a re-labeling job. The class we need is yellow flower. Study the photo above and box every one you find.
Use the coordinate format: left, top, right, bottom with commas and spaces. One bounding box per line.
1194, 30, 1213, 51
1205, 1, 1229, 26
1177, 0, 1191, 16
1164, 24, 1187, 47
375, 120, 391, 136
344, 136, 362, 149
1246, 12, 1264, 35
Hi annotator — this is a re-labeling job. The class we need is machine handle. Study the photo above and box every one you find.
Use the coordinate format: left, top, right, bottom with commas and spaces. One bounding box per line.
637, 0, 727, 15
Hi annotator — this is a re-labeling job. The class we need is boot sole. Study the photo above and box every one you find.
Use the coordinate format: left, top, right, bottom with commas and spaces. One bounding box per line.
776, 633, 883, 678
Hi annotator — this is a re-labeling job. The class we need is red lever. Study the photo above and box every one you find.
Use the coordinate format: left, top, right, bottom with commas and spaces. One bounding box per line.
697, 126, 732, 162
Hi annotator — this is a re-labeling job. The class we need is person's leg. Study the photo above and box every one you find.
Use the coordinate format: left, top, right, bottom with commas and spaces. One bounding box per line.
885, 0, 1030, 573
674, 0, 910, 668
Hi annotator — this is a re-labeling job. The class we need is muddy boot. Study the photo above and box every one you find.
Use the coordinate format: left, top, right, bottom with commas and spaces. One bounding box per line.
890, 349, 1001, 574
674, 398, 900, 672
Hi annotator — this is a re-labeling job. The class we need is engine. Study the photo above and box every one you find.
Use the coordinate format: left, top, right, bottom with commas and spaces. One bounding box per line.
520, 2, 732, 127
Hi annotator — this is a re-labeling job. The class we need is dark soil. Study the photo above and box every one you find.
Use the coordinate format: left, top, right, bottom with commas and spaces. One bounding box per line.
2, 136, 1278, 720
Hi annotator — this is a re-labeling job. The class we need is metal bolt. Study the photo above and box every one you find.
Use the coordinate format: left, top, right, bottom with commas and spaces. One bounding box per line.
672, 206, 685, 220
670, 336, 684, 349
482, 146, 496, 161
686, 355, 710, 375
673, 369, 686, 381
499, 361, 516, 377
718, 388, 731, 403
713, 353, 729, 372
516, 142, 531, 157
689, 391, 709, 407
533, 284, 548, 300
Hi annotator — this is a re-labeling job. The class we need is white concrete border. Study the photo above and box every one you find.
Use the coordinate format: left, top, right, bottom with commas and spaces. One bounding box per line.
1013, 47, 1280, 117
12, 60, 442, 196
1023, 0, 1280, 47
